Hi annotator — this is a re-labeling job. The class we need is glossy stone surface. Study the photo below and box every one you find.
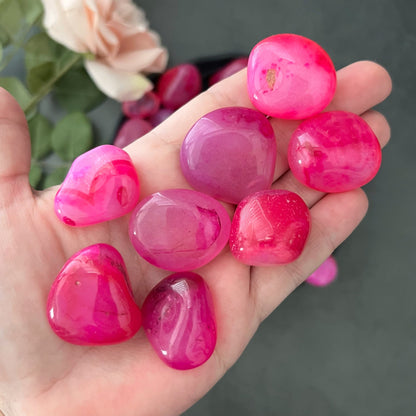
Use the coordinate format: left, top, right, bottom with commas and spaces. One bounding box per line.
288, 111, 382, 192
156, 64, 202, 110
114, 118, 153, 148
180, 107, 277, 204
55, 145, 140, 226
229, 189, 310, 265
209, 57, 248, 85
247, 33, 336, 119
47, 244, 141, 345
305, 255, 338, 287
129, 189, 231, 271
142, 272, 216, 370
122, 91, 161, 119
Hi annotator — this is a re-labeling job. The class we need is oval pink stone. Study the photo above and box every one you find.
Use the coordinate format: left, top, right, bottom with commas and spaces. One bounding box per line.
180, 107, 277, 204
55, 145, 140, 226
288, 111, 382, 192
47, 244, 141, 345
247, 33, 336, 119
305, 255, 338, 287
113, 118, 153, 148
122, 91, 160, 119
229, 189, 310, 265
142, 271, 216, 370
129, 189, 231, 271
209, 57, 248, 85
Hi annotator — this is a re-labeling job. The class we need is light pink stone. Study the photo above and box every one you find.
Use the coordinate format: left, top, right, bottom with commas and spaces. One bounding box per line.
229, 189, 310, 265
142, 272, 216, 370
305, 256, 338, 287
288, 111, 382, 192
54, 145, 140, 226
47, 244, 141, 345
247, 33, 336, 119
129, 189, 231, 271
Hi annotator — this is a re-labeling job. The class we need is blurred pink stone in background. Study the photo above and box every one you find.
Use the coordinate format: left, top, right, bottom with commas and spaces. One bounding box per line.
305, 256, 338, 287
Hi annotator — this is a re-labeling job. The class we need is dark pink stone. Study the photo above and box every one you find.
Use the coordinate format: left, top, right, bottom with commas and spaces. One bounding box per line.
47, 244, 141, 345
129, 189, 231, 271
209, 57, 249, 85
156, 64, 202, 110
229, 189, 310, 265
305, 255, 338, 287
180, 107, 277, 204
142, 272, 216, 370
247, 33, 336, 119
288, 111, 382, 192
113, 118, 153, 148
148, 108, 174, 127
55, 145, 140, 226
122, 91, 161, 119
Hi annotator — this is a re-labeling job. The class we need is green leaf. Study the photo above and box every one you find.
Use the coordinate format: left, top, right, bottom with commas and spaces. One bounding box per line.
28, 113, 53, 159
16, 0, 43, 25
51, 112, 94, 161
27, 61, 55, 94
29, 163, 42, 188
54, 66, 106, 112
25, 32, 61, 72
0, 77, 32, 109
43, 166, 69, 189
0, 0, 23, 40
0, 27, 10, 47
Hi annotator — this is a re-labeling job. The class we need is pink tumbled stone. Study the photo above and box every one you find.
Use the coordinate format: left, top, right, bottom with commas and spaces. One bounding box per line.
156, 64, 202, 110
180, 107, 277, 204
129, 189, 231, 271
305, 255, 338, 287
122, 91, 161, 119
142, 272, 216, 370
148, 108, 174, 127
247, 33, 336, 119
288, 111, 382, 192
113, 118, 153, 148
55, 145, 140, 226
229, 189, 310, 265
47, 244, 141, 345
209, 57, 248, 85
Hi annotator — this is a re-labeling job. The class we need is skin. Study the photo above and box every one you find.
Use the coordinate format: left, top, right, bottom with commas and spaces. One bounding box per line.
0, 61, 391, 416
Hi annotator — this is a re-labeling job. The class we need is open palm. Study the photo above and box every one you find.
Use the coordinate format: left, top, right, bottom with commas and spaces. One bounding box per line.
0, 61, 391, 416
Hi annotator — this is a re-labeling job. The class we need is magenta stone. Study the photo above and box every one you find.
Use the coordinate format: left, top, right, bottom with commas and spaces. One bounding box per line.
129, 189, 231, 271
113, 118, 153, 148
288, 111, 382, 192
122, 91, 160, 119
142, 272, 216, 370
55, 145, 140, 226
47, 244, 141, 345
180, 107, 277, 204
229, 189, 310, 265
148, 108, 174, 127
209, 57, 248, 85
156, 64, 202, 110
247, 33, 336, 119
305, 255, 338, 287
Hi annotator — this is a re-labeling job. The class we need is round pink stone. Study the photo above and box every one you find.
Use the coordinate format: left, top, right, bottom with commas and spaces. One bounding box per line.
229, 189, 310, 265
122, 91, 161, 119
129, 189, 231, 271
209, 57, 248, 85
247, 33, 336, 119
180, 107, 277, 204
47, 244, 141, 345
55, 145, 140, 226
288, 111, 382, 192
156, 64, 202, 110
142, 271, 216, 370
305, 255, 338, 287
113, 118, 153, 148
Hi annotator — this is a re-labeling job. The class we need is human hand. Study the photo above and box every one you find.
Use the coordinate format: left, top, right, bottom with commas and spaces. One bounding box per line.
0, 60, 391, 416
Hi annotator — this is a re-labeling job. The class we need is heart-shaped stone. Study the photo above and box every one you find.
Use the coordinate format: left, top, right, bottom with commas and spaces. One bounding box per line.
54, 145, 140, 227
142, 272, 216, 370
47, 244, 141, 345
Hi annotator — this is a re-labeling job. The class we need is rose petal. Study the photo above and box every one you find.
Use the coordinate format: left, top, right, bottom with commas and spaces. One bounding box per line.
85, 59, 153, 101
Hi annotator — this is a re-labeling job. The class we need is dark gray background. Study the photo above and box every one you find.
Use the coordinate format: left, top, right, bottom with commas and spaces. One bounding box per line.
133, 0, 416, 415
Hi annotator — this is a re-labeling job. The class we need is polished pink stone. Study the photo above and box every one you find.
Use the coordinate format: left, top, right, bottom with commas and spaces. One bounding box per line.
142, 272, 216, 370
209, 57, 248, 85
305, 255, 338, 287
229, 189, 310, 265
47, 244, 141, 345
247, 33, 336, 119
129, 189, 231, 271
148, 108, 174, 127
156, 64, 202, 110
55, 145, 140, 226
180, 107, 277, 204
122, 91, 161, 119
113, 118, 153, 148
288, 111, 382, 192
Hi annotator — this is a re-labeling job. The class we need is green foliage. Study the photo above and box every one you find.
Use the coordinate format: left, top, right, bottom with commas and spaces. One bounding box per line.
29, 162, 42, 188
28, 113, 53, 159
43, 166, 69, 189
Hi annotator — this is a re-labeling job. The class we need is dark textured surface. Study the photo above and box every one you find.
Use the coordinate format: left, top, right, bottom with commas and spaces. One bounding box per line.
136, 1, 415, 415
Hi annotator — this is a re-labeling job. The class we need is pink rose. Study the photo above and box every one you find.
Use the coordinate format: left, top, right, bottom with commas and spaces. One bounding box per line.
41, 0, 168, 101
